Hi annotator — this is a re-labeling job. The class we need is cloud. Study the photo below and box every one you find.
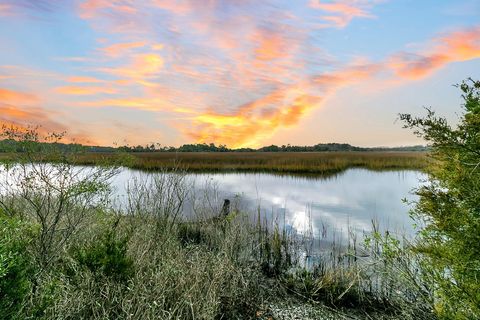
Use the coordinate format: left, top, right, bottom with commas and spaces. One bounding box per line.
0, 88, 38, 104
78, 0, 137, 20
55, 85, 118, 95
0, 87, 95, 144
0, 1, 64, 16
99, 53, 164, 80
73, 21, 479, 148
182, 25, 480, 147
78, 97, 170, 111
310, 0, 379, 28
185, 63, 380, 148
0, 4, 13, 16
388, 26, 480, 79
0, 88, 64, 137
4, 0, 479, 148
99, 41, 147, 57
185, 91, 323, 147
152, 0, 194, 15
67, 76, 105, 83
252, 27, 293, 62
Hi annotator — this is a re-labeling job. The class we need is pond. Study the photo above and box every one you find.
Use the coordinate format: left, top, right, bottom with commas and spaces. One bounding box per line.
111, 168, 426, 242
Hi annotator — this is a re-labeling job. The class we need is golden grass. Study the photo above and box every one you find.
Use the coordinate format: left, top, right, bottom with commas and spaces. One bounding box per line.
74, 151, 428, 174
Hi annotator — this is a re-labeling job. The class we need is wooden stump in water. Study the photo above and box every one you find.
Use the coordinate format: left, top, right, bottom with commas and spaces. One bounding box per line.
221, 199, 230, 216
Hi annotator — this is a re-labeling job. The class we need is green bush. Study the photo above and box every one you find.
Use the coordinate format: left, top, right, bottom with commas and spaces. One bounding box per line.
74, 230, 134, 282
0, 214, 34, 319
177, 223, 209, 246
401, 79, 480, 318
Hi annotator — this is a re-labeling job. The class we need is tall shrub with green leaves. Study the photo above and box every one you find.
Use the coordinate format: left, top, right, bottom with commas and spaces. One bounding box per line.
0, 127, 119, 270
400, 79, 480, 318
0, 214, 35, 319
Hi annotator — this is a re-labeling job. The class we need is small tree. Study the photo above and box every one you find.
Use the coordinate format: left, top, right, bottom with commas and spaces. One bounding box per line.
400, 79, 480, 318
0, 126, 119, 269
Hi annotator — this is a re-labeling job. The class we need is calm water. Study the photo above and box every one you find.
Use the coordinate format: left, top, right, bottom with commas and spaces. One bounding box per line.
111, 168, 426, 240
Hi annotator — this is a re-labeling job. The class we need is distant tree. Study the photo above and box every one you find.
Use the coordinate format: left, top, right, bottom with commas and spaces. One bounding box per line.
259, 145, 280, 152
400, 79, 480, 318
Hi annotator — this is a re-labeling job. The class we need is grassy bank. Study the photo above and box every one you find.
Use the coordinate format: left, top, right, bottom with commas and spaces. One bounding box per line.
73, 151, 428, 174
0, 158, 435, 319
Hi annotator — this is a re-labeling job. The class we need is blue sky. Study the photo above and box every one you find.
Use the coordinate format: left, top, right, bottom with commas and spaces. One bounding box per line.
0, 0, 479, 147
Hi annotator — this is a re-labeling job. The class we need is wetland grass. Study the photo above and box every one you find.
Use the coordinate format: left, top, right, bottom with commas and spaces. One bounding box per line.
74, 151, 429, 174
0, 154, 434, 319
0, 128, 433, 318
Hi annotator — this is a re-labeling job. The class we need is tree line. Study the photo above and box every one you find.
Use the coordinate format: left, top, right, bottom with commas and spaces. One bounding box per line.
0, 139, 427, 153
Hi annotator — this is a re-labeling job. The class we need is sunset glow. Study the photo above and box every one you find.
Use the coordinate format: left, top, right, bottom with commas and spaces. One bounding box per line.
0, 0, 479, 147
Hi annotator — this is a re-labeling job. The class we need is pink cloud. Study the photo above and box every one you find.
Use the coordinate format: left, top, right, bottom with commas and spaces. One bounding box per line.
388, 26, 480, 79
78, 0, 136, 19
310, 0, 379, 28
99, 41, 147, 57
55, 85, 118, 95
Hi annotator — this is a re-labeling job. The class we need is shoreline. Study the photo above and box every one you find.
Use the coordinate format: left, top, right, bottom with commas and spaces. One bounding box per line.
71, 151, 429, 175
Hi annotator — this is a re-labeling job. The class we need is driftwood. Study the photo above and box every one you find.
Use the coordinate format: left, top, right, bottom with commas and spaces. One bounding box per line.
221, 199, 230, 216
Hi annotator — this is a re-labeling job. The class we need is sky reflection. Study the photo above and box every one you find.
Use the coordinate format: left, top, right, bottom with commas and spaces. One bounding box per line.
111, 168, 426, 240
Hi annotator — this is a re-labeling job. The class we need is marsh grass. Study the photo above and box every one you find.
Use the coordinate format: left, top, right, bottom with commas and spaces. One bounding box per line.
0, 156, 435, 319
73, 151, 428, 175
245, 209, 436, 318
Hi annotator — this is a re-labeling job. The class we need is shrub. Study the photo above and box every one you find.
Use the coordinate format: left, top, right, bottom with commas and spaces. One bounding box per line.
177, 222, 209, 246
74, 229, 134, 282
0, 214, 35, 319
401, 78, 480, 318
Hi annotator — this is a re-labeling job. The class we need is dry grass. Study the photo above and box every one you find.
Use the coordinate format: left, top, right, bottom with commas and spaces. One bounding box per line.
0, 159, 435, 319
75, 151, 428, 174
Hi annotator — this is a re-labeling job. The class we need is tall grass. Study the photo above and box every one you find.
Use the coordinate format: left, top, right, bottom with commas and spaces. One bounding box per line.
74, 151, 428, 175
0, 158, 435, 319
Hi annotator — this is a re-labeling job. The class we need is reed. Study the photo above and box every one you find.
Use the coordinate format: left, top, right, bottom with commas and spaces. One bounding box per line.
74, 151, 429, 174
0, 155, 435, 319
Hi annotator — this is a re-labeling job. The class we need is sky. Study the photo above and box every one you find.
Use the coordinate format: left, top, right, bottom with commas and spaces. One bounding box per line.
0, 0, 479, 148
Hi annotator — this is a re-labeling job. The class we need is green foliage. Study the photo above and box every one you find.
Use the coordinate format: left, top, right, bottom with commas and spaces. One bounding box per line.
400, 79, 480, 318
0, 214, 35, 319
0, 125, 440, 319
283, 268, 368, 309
74, 229, 134, 282
257, 223, 292, 277
177, 223, 209, 246
0, 131, 427, 154
27, 277, 62, 319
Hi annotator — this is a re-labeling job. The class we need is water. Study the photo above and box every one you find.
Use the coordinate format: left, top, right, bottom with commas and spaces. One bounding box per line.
0, 163, 425, 241
111, 168, 426, 240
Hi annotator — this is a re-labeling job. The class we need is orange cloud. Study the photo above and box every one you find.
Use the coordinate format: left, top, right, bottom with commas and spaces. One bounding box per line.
100, 53, 164, 79
0, 87, 96, 144
184, 62, 380, 148
310, 0, 377, 28
0, 4, 13, 16
152, 0, 194, 15
0, 105, 50, 124
77, 97, 173, 112
182, 54, 402, 148
185, 93, 323, 147
99, 41, 147, 57
187, 26, 480, 148
67, 76, 105, 83
0, 88, 38, 104
0, 88, 67, 140
68, 1, 480, 147
388, 26, 480, 79
78, 0, 136, 19
253, 29, 291, 61
55, 86, 118, 95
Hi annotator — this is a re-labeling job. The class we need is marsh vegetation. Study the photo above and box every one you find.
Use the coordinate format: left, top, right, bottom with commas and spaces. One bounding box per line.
73, 151, 428, 175
0, 153, 434, 319
0, 79, 479, 319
